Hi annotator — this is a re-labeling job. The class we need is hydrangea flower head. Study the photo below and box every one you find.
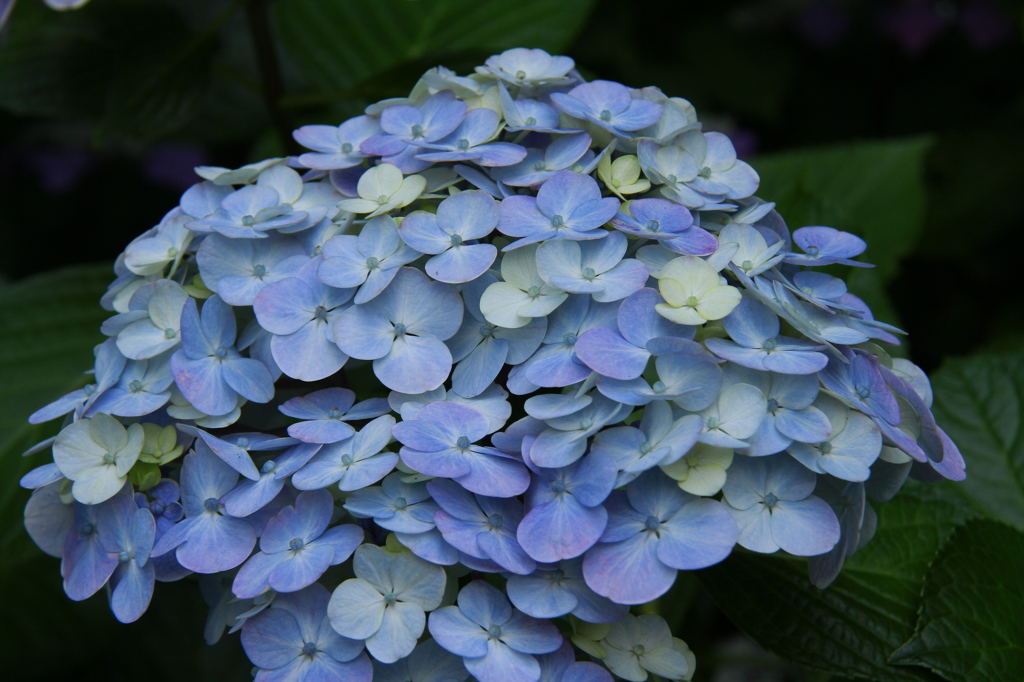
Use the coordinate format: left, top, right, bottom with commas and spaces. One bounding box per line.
20, 49, 965, 681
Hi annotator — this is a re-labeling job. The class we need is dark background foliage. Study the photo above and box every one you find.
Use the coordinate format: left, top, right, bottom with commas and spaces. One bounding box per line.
1, 1, 1022, 680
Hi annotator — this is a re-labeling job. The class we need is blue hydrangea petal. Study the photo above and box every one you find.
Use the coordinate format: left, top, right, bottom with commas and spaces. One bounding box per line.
575, 327, 650, 380
465, 639, 541, 682
233, 551, 286, 599
769, 497, 841, 556
222, 474, 285, 517
775, 405, 832, 443
583, 532, 676, 605
333, 305, 395, 360
367, 601, 425, 663
174, 511, 256, 573
476, 523, 535, 575
506, 571, 580, 619
270, 321, 349, 382
375, 335, 454, 394
267, 543, 335, 594
518, 496, 607, 563
500, 610, 563, 654
656, 498, 737, 570
452, 336, 509, 398
428, 606, 490, 658
109, 558, 155, 623
397, 528, 460, 566
427, 243, 498, 284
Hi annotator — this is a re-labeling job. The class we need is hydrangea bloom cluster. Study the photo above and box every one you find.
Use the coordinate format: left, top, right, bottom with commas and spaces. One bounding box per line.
21, 48, 965, 681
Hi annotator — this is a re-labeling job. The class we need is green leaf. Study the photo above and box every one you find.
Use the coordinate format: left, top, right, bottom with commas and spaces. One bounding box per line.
0, 264, 112, 565
929, 352, 1024, 530
892, 520, 1024, 681
754, 136, 933, 283
275, 0, 597, 93
699, 485, 976, 682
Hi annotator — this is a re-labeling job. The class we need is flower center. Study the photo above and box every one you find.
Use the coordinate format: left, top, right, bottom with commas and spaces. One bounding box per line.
102, 452, 115, 464
487, 514, 503, 528
341, 142, 353, 154
289, 537, 305, 551
550, 214, 564, 227
806, 245, 820, 256
764, 492, 779, 507
762, 338, 777, 351
450, 233, 464, 246
666, 174, 678, 184
328, 407, 341, 419
580, 417, 593, 430
366, 256, 380, 269
377, 194, 389, 204
118, 550, 131, 564
383, 592, 397, 605
128, 380, 143, 393
488, 624, 502, 638
652, 381, 666, 393
242, 215, 256, 227
393, 323, 407, 336
479, 323, 495, 337
80, 522, 95, 536
393, 496, 407, 510
253, 264, 266, 278
685, 295, 699, 308
644, 516, 660, 531
457, 436, 471, 449
820, 441, 833, 454
167, 246, 178, 257
84, 384, 97, 395
301, 641, 317, 658
741, 259, 754, 271
204, 497, 220, 512
706, 417, 720, 429
456, 138, 470, 150
314, 305, 327, 320
599, 109, 612, 122
856, 386, 871, 399
341, 454, 354, 466
640, 441, 653, 454
525, 116, 537, 126
215, 346, 229, 358
515, 70, 526, 80
563, 332, 577, 345
551, 480, 566, 493
534, 159, 547, 170
633, 644, 646, 656
767, 398, 779, 412
262, 460, 277, 474
582, 267, 597, 280
646, 219, 660, 232
410, 124, 424, 138
527, 286, 541, 298
699, 166, 712, 178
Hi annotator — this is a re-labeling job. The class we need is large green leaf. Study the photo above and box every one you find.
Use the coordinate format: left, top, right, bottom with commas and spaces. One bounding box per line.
892, 520, 1024, 681
0, 264, 111, 564
275, 0, 597, 94
754, 136, 933, 284
930, 353, 1024, 530
699, 485, 975, 682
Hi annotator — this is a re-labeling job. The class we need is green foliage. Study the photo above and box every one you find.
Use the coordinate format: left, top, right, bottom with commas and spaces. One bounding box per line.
0, 264, 111, 565
892, 520, 1024, 681
755, 136, 933, 284
274, 0, 597, 94
930, 353, 1024, 530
